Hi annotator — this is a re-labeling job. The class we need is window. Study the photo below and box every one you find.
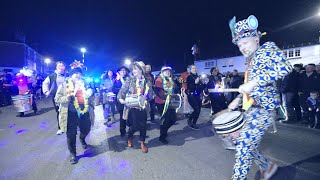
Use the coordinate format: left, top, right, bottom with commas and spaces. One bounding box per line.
295, 49, 300, 57
222, 60, 227, 67
288, 50, 294, 57
228, 59, 234, 67
205, 61, 215, 68
210, 61, 215, 67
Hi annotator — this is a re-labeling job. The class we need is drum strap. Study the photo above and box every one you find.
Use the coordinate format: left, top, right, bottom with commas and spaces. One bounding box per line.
161, 95, 171, 122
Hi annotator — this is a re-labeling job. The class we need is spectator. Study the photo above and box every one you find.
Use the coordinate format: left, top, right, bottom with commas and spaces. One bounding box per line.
229, 69, 243, 102
316, 64, 320, 74
281, 64, 302, 122
207, 67, 227, 115
297, 64, 320, 123
306, 91, 320, 128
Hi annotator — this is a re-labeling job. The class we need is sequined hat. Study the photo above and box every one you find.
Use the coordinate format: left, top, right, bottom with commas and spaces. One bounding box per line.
229, 15, 265, 44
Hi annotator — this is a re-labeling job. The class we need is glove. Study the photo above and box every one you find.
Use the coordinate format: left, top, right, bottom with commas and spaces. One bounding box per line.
238, 81, 258, 94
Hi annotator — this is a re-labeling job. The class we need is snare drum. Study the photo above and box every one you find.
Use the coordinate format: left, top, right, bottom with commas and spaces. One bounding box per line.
212, 111, 244, 135
125, 94, 145, 108
169, 94, 182, 110
106, 92, 116, 102
212, 111, 245, 149
11, 94, 32, 112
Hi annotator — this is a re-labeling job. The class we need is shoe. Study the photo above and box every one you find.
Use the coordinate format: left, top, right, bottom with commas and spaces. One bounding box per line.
70, 154, 78, 164
128, 138, 133, 148
80, 138, 88, 149
159, 137, 169, 144
140, 141, 148, 153
188, 124, 200, 130
261, 163, 278, 180
56, 129, 63, 135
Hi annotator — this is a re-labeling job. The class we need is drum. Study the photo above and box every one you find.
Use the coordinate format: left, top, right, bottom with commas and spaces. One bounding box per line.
169, 94, 182, 110
212, 111, 245, 150
212, 111, 244, 135
107, 92, 116, 102
11, 94, 32, 112
125, 94, 144, 108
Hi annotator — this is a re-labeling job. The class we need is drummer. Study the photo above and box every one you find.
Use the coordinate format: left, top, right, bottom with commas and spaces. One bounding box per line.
15, 73, 38, 117
154, 66, 178, 144
112, 66, 130, 137
100, 70, 116, 126
227, 15, 292, 179
117, 61, 154, 153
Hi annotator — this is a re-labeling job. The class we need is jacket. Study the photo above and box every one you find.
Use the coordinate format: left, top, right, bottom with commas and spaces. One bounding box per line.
55, 79, 95, 132
248, 41, 292, 110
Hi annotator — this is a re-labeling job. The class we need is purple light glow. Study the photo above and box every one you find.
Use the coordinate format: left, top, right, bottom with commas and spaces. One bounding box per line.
8, 124, 16, 128
15, 129, 28, 135
39, 122, 49, 129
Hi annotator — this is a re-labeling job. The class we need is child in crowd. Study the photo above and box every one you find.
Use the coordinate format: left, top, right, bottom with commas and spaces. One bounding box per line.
306, 91, 320, 128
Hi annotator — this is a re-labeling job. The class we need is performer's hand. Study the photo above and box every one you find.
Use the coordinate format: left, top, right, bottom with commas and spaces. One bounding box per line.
119, 99, 125, 104
317, 108, 319, 112
195, 77, 200, 84
298, 92, 303, 96
238, 81, 258, 94
228, 97, 241, 110
308, 107, 312, 111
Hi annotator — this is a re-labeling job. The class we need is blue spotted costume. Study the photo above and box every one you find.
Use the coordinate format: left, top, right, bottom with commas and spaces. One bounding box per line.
229, 16, 292, 180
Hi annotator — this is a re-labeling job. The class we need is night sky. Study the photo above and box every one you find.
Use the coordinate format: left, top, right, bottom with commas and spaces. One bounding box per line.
1, 0, 319, 74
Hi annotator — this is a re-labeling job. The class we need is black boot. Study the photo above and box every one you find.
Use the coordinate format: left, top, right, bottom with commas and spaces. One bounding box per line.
79, 138, 88, 149
159, 137, 168, 144
70, 154, 78, 164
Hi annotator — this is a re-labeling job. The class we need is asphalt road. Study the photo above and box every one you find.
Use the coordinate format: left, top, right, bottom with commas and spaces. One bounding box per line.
0, 98, 319, 180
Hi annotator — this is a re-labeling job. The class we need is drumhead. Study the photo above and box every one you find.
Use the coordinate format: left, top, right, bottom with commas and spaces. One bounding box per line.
212, 111, 242, 125
107, 92, 116, 97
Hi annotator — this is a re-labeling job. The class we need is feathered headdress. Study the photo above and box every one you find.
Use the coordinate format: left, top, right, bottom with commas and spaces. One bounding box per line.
70, 60, 87, 70
69, 60, 87, 76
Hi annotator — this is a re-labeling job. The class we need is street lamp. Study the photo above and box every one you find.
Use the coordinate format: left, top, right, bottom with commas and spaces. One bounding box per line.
44, 58, 51, 73
80, 48, 86, 63
124, 58, 132, 66
44, 58, 51, 64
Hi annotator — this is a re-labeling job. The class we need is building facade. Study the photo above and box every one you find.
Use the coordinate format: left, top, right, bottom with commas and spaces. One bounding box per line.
0, 41, 44, 74
195, 44, 320, 75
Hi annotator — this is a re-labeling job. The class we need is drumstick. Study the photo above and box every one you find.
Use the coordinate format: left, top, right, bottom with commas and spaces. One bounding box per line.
208, 88, 239, 93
